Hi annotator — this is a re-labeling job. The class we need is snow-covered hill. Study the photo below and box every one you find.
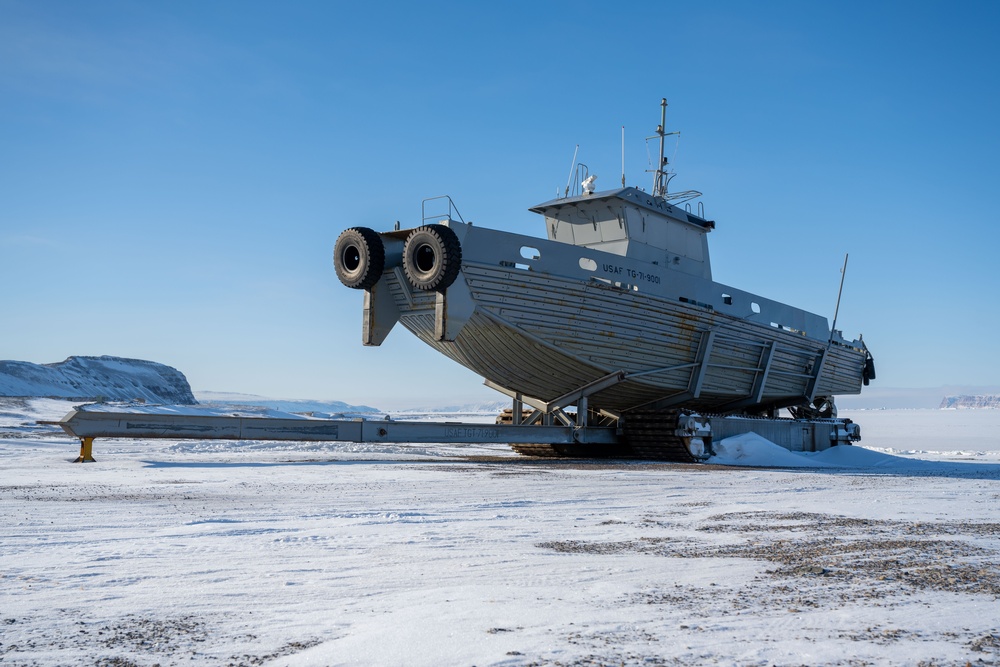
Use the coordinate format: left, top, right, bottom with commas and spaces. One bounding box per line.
0, 356, 196, 404
940, 394, 1000, 409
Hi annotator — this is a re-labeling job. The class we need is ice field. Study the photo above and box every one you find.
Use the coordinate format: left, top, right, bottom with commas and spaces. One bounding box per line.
2, 399, 999, 666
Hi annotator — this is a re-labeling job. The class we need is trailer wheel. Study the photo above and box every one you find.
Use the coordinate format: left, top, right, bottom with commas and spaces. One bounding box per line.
334, 227, 385, 290
402, 225, 462, 292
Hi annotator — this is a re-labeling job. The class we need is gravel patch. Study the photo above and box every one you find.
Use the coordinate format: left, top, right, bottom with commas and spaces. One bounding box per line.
540, 511, 1000, 597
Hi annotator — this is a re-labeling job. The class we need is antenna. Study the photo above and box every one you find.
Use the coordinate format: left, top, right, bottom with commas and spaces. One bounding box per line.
829, 253, 849, 343
621, 126, 625, 187
656, 98, 666, 196
563, 144, 579, 198
647, 98, 679, 197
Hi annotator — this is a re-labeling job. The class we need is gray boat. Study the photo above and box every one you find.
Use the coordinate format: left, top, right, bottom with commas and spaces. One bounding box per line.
334, 99, 875, 460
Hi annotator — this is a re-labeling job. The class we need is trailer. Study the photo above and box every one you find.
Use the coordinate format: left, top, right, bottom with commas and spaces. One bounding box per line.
47, 403, 859, 464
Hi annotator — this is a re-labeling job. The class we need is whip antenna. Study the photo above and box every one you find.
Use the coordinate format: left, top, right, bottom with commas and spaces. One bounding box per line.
829, 253, 849, 343
563, 144, 579, 198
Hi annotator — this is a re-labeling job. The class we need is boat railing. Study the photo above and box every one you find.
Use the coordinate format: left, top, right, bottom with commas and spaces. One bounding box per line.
422, 195, 465, 225
684, 201, 707, 219
665, 189, 702, 205
566, 163, 590, 198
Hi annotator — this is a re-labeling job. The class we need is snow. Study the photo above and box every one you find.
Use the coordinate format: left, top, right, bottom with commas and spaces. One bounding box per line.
707, 417, 1000, 470
3, 399, 1000, 666
709, 431, 835, 467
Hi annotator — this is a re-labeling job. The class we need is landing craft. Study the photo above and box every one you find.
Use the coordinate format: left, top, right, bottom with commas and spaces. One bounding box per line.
50, 98, 875, 463
333, 99, 876, 461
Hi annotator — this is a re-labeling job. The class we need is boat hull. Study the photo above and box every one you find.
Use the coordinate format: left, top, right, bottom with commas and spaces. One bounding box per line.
370, 222, 867, 414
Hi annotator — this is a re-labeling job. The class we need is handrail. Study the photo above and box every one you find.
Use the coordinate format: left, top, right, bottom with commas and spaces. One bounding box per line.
566, 163, 590, 198
421, 195, 465, 224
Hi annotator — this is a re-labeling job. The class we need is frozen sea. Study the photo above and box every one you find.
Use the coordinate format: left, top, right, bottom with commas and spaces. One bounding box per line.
841, 408, 1000, 457
1, 399, 999, 666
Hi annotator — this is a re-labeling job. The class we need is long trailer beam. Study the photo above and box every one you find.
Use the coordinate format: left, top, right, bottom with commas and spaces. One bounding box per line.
45, 408, 619, 462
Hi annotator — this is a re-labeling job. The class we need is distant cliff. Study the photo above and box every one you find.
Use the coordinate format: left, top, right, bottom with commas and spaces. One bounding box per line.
0, 356, 196, 404
194, 391, 378, 414
939, 395, 1000, 409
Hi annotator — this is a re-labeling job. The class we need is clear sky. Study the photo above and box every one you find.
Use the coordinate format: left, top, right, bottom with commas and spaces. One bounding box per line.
2, 0, 998, 409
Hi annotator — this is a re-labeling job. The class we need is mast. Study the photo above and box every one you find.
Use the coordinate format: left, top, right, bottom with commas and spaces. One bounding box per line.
646, 97, 699, 206
655, 98, 666, 196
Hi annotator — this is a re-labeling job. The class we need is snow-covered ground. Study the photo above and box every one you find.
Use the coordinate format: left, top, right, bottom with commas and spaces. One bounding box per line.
2, 399, 999, 666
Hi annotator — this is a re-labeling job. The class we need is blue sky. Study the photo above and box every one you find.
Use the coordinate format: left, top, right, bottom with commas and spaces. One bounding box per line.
2, 0, 998, 408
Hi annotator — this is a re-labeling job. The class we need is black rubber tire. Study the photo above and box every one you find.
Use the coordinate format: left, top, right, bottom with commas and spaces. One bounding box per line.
402, 225, 462, 292
334, 227, 385, 290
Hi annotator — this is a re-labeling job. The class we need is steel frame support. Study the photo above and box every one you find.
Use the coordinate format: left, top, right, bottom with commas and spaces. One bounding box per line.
805, 347, 829, 402
689, 330, 716, 398
629, 330, 716, 411
713, 340, 777, 412
485, 370, 628, 427
754, 341, 777, 402
486, 331, 727, 419
363, 277, 400, 346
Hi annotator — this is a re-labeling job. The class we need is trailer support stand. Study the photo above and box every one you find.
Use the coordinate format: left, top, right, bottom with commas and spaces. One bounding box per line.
74, 437, 96, 463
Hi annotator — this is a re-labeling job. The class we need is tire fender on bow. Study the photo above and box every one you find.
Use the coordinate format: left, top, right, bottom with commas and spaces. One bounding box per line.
402, 225, 462, 292
334, 227, 386, 290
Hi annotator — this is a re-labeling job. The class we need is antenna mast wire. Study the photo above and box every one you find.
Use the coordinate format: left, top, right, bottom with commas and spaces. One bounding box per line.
563, 144, 579, 198
829, 253, 849, 343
